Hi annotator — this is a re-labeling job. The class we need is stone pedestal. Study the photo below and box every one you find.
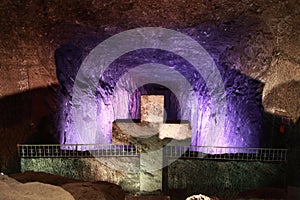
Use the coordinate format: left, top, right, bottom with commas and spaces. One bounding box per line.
112, 95, 192, 193
140, 152, 163, 192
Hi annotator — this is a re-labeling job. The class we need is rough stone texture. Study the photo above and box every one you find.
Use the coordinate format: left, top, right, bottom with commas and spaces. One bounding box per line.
10, 171, 127, 200
140, 155, 162, 192
11, 171, 294, 200
159, 123, 192, 140
186, 194, 216, 200
113, 118, 190, 193
20, 156, 286, 198
113, 121, 191, 142
61, 182, 125, 200
113, 124, 191, 157
0, 174, 74, 200
56, 31, 264, 149
166, 158, 286, 198
113, 121, 161, 140
0, 0, 298, 176
112, 94, 191, 142
141, 95, 165, 123
113, 95, 192, 193
21, 157, 140, 193
263, 80, 300, 121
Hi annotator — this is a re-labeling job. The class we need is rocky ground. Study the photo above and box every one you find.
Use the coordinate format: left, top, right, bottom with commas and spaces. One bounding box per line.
2, 171, 298, 200
9, 171, 125, 200
0, 174, 74, 200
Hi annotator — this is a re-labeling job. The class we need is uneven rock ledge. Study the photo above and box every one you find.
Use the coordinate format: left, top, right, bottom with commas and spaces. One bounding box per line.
4, 171, 298, 200
0, 174, 74, 200
9, 171, 125, 200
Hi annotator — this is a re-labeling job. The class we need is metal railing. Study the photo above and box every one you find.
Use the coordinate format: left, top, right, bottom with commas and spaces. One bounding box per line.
165, 146, 288, 162
18, 144, 139, 158
18, 144, 288, 162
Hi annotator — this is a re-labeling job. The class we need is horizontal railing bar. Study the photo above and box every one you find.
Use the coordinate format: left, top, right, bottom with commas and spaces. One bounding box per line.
18, 144, 140, 158
164, 145, 288, 162
17, 144, 288, 150
17, 144, 288, 162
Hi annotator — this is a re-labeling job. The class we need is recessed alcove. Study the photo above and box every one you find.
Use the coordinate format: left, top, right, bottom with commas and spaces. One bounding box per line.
1, 1, 299, 198
55, 25, 265, 148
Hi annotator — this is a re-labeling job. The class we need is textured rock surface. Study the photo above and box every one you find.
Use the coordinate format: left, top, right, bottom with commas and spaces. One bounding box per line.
112, 94, 191, 142
10, 171, 295, 200
166, 159, 286, 198
141, 95, 164, 123
159, 123, 192, 140
263, 80, 300, 121
112, 94, 191, 193
113, 122, 192, 142
113, 121, 161, 140
21, 157, 140, 192
61, 182, 125, 200
10, 171, 127, 200
186, 194, 216, 200
0, 0, 299, 175
56, 29, 264, 149
19, 156, 286, 198
0, 174, 74, 200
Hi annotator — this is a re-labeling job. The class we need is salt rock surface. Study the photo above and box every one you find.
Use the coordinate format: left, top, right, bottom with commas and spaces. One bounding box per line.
186, 194, 218, 200
0, 174, 74, 200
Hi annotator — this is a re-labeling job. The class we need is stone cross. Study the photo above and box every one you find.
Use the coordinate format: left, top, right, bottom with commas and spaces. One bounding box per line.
112, 95, 191, 193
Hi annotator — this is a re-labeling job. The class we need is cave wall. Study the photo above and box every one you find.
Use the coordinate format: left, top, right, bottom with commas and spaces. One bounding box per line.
55, 23, 264, 148
0, 0, 299, 174
21, 157, 140, 192
20, 156, 286, 197
166, 158, 286, 198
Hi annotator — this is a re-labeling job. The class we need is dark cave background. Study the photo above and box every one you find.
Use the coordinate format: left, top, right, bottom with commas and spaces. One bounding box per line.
0, 0, 299, 188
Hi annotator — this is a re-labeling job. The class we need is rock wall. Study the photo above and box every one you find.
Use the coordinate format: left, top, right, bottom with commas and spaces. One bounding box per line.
0, 174, 75, 200
20, 156, 286, 197
0, 0, 299, 174
0, 0, 298, 118
21, 157, 140, 192
55, 25, 264, 148
166, 158, 286, 198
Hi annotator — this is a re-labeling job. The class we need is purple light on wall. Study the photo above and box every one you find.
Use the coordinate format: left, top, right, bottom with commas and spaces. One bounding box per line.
55, 25, 264, 151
